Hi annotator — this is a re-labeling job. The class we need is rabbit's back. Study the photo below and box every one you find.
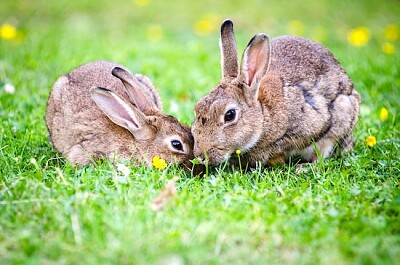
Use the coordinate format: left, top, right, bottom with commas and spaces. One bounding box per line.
60, 60, 130, 99
269, 36, 354, 101
46, 61, 137, 164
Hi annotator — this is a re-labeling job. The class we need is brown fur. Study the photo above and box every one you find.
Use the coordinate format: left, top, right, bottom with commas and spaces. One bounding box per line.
192, 20, 360, 166
46, 61, 194, 167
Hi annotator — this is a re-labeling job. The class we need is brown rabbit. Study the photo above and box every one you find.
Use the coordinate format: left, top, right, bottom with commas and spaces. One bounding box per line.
46, 61, 194, 168
192, 20, 360, 166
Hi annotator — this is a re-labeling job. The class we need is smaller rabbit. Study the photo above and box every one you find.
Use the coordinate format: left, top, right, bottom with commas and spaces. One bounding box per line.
192, 20, 360, 166
46, 61, 194, 168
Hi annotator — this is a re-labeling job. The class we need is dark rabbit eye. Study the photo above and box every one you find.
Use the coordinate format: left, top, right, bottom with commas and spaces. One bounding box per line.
171, 140, 183, 151
224, 109, 236, 123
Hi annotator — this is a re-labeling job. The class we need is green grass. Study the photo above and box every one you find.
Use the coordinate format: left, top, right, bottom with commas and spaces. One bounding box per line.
1, 0, 399, 264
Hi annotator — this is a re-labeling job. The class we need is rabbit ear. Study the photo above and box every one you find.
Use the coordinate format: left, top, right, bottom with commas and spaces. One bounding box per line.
239, 33, 271, 99
112, 67, 160, 113
91, 87, 154, 140
220, 19, 239, 79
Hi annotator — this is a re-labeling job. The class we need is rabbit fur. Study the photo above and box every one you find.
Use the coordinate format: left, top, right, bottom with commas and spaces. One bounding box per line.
192, 20, 360, 166
46, 61, 194, 167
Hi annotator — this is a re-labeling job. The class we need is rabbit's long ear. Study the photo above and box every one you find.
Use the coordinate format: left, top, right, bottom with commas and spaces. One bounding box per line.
91, 87, 154, 140
112, 67, 160, 113
239, 33, 271, 100
220, 19, 239, 80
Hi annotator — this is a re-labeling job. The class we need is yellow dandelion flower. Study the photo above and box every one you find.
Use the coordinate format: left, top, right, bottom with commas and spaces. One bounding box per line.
288, 20, 305, 36
146, 24, 163, 41
194, 20, 213, 36
178, 93, 188, 101
366, 136, 377, 147
0, 23, 17, 40
193, 14, 219, 36
311, 26, 327, 42
384, 24, 398, 41
152, 155, 168, 170
236, 149, 241, 155
133, 0, 150, 7
382, 42, 395, 55
347, 27, 370, 47
379, 107, 389, 121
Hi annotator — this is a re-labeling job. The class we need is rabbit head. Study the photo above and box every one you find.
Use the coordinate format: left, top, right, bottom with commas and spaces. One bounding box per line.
90, 67, 195, 168
192, 20, 273, 166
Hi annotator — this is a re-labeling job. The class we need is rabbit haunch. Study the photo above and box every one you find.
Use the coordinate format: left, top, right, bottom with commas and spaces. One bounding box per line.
192, 20, 360, 166
46, 61, 194, 167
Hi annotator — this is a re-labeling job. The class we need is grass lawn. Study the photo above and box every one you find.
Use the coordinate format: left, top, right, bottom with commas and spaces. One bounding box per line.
0, 0, 399, 264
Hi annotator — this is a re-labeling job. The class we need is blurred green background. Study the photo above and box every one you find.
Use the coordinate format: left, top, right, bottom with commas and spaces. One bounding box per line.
0, 0, 399, 264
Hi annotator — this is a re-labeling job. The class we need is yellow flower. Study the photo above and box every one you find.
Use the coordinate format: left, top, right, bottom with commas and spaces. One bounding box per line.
235, 149, 241, 155
382, 42, 395, 55
379, 107, 389, 121
194, 20, 213, 36
311, 26, 326, 42
384, 24, 398, 41
347, 27, 370, 47
132, 0, 150, 7
152, 155, 168, 170
288, 20, 305, 36
0, 23, 17, 40
193, 14, 219, 36
145, 24, 163, 41
366, 136, 377, 147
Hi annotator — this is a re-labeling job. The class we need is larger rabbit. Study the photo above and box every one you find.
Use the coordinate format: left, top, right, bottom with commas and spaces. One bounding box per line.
192, 20, 360, 166
46, 61, 194, 168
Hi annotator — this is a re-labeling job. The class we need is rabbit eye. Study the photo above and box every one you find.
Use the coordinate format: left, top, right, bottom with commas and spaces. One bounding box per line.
171, 139, 183, 151
224, 109, 236, 123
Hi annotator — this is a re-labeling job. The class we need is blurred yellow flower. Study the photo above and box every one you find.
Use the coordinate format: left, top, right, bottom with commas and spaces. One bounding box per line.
0, 23, 17, 40
195, 20, 212, 36
178, 93, 188, 101
152, 155, 168, 170
382, 42, 395, 55
311, 26, 326, 42
133, 0, 150, 7
236, 149, 241, 155
384, 24, 398, 41
347, 27, 370, 47
366, 136, 377, 147
146, 24, 163, 41
288, 20, 305, 36
379, 107, 389, 121
194, 14, 219, 36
